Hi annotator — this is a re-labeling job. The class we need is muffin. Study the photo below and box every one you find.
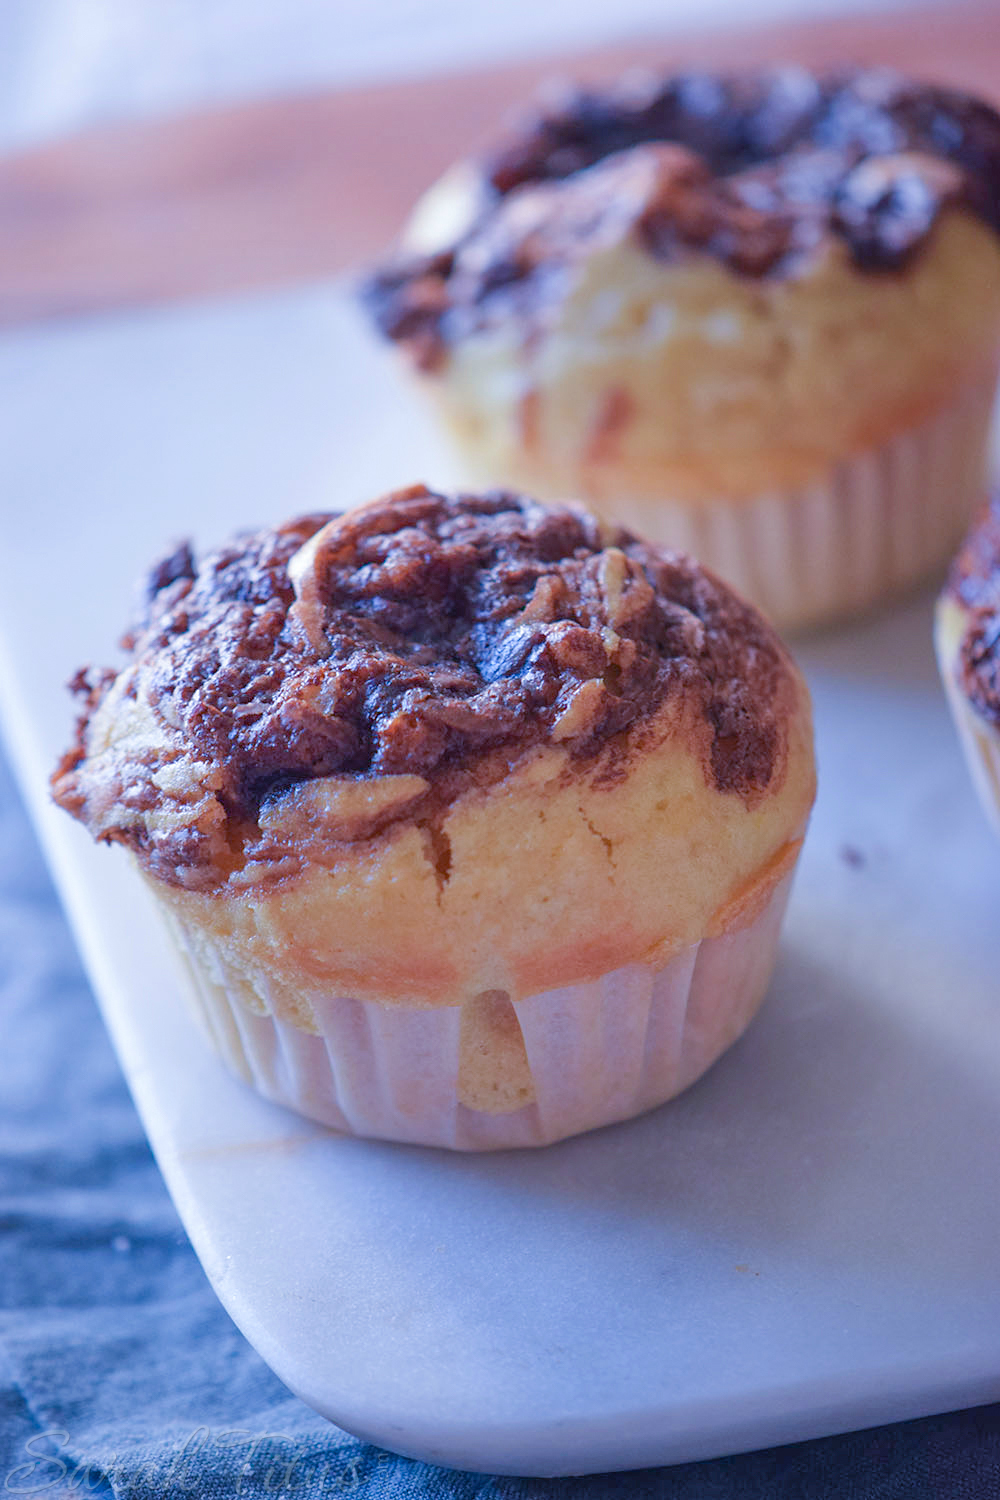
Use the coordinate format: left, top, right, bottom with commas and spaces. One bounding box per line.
364, 67, 1000, 630
52, 487, 815, 1149
935, 491, 1000, 833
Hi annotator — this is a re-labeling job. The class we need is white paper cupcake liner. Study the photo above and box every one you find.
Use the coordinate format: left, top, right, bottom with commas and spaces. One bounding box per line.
619, 370, 999, 631
164, 871, 794, 1151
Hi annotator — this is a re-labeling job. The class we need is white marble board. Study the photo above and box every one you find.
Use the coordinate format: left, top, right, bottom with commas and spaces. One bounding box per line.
1, 285, 1000, 1476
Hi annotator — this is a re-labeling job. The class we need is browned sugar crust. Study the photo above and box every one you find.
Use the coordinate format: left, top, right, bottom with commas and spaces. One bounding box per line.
52, 487, 797, 890
364, 66, 1000, 370
946, 491, 1000, 726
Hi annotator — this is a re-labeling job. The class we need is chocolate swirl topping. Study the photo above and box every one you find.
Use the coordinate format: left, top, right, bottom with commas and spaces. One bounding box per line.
364, 66, 1000, 369
52, 488, 795, 888
946, 491, 1000, 726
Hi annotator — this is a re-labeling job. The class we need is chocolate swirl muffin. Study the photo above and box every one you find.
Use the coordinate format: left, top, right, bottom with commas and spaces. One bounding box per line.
54, 488, 815, 1149
364, 67, 1000, 630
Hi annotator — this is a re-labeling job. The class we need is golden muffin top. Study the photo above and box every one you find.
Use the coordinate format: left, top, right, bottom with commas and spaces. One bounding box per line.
52, 487, 801, 891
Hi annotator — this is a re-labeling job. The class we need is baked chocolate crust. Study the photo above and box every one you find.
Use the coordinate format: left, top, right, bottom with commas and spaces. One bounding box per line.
364, 66, 1000, 369
52, 487, 797, 888
946, 491, 1000, 726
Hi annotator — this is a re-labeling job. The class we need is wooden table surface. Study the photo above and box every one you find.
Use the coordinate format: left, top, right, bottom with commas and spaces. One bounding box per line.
0, 0, 997, 330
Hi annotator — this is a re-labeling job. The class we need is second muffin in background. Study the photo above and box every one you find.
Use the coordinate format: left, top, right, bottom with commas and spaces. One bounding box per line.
365, 66, 1000, 630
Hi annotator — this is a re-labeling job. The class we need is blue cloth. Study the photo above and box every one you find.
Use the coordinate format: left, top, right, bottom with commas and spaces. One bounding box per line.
2, 743, 1000, 1500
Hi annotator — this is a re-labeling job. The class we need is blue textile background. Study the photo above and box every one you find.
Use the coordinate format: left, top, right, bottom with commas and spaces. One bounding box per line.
2, 743, 1000, 1499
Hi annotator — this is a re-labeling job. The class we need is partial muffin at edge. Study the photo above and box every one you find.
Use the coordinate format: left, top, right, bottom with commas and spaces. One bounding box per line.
936, 492, 1000, 833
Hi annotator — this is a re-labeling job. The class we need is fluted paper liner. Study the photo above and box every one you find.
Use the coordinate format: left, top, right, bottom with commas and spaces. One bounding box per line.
164, 872, 795, 1151
613, 371, 998, 631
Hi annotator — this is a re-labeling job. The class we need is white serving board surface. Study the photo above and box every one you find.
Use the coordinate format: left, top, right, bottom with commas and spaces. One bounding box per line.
2, 284, 1000, 1477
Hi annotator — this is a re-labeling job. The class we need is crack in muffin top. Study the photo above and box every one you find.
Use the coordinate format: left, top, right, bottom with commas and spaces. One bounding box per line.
52, 487, 797, 889
363, 65, 1000, 369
